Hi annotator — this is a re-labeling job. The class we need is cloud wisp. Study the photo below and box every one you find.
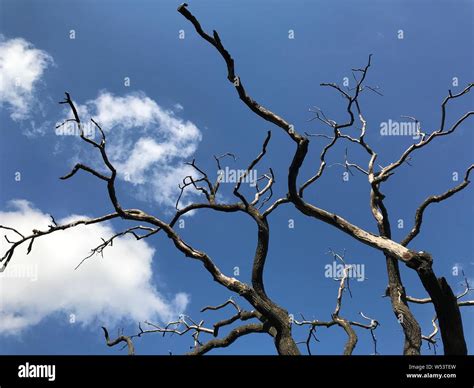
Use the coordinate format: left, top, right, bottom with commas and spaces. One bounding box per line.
0, 36, 53, 122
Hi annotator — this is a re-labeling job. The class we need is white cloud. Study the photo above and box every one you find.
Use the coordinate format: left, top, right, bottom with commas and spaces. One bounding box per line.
60, 91, 202, 208
0, 36, 53, 121
139, 164, 199, 208
173, 103, 184, 112
0, 200, 189, 335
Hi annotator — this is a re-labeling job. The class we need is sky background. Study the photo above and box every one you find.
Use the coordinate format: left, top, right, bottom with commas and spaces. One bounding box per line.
0, 0, 473, 355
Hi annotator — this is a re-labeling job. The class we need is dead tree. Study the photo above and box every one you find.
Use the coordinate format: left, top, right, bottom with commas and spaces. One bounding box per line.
1, 4, 473, 355
176, 4, 473, 355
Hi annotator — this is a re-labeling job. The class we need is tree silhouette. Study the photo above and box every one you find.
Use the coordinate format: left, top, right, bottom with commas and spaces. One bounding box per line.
1, 3, 473, 355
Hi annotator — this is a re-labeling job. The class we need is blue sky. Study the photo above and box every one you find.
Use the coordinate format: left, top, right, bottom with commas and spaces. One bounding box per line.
0, 0, 473, 355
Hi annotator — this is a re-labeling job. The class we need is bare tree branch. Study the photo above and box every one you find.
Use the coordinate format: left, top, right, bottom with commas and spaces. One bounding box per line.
294, 250, 378, 355
402, 165, 474, 246
102, 327, 135, 355
75, 225, 159, 270
374, 84, 473, 183
60, 163, 110, 181
0, 213, 120, 272
177, 3, 303, 142
188, 323, 268, 355
234, 131, 272, 206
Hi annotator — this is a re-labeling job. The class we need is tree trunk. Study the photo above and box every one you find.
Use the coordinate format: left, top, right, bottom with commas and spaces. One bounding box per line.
373, 194, 422, 355
385, 255, 422, 355
275, 330, 300, 355
415, 262, 467, 355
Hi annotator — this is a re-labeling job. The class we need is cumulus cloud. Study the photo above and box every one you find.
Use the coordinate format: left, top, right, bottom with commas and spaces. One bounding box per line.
0, 200, 189, 335
59, 91, 202, 208
0, 36, 53, 121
